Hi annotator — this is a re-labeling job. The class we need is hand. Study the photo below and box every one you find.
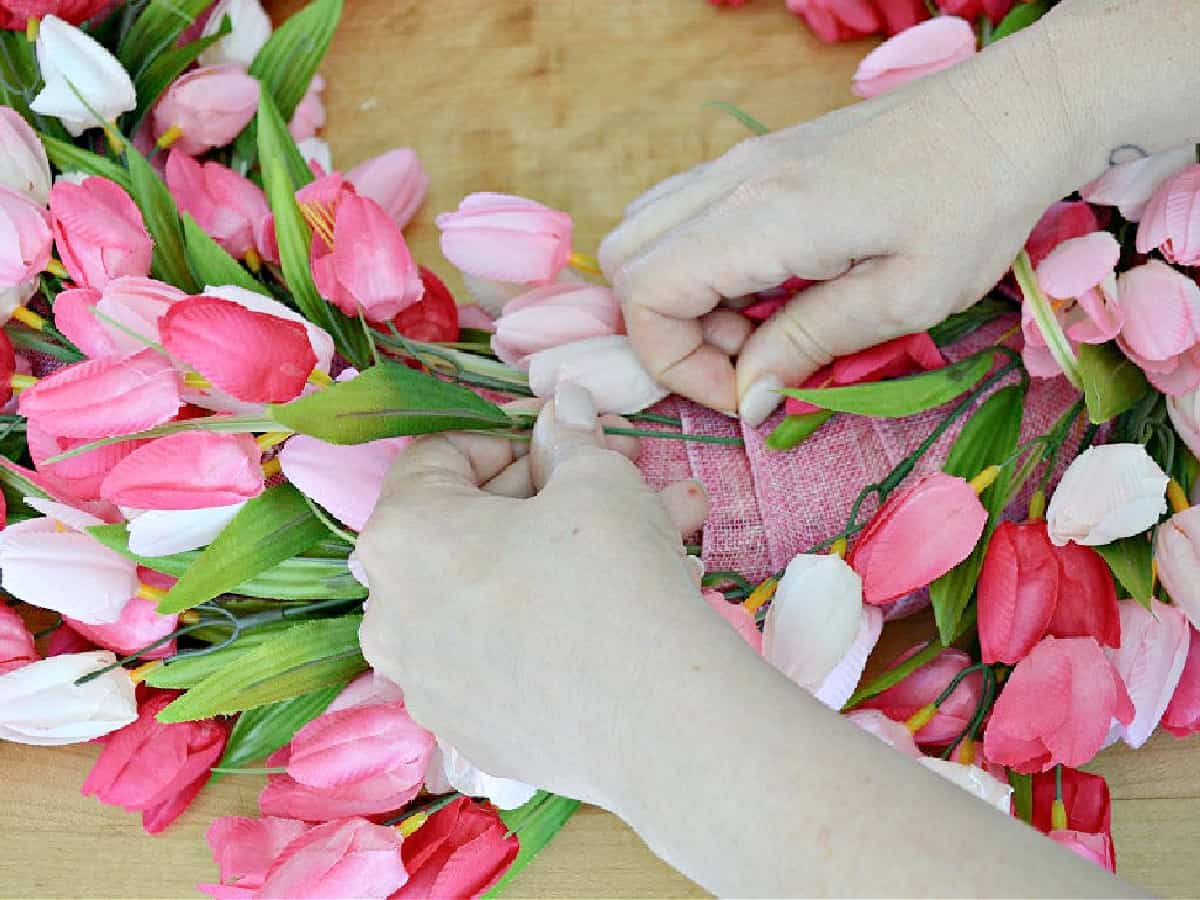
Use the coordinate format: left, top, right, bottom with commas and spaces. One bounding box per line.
598, 45, 1081, 424
355, 385, 738, 809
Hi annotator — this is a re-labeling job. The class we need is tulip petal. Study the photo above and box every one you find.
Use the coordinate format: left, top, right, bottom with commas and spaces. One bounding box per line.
100, 432, 263, 510
1105, 599, 1190, 749
0, 650, 137, 745
1035, 232, 1119, 300
126, 503, 245, 556
278, 435, 408, 531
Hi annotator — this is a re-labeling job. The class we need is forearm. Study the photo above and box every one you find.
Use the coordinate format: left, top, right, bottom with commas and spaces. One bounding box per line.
608, 630, 1137, 897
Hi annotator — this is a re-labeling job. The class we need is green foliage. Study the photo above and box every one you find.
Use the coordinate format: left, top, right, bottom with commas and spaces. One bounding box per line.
1077, 342, 1150, 425
987, 1, 1050, 44
127, 16, 232, 131
1096, 536, 1156, 608
766, 410, 834, 451
182, 214, 270, 295
928, 295, 1014, 347
117, 0, 213, 76
0, 32, 69, 139
38, 132, 131, 190
125, 143, 198, 291
214, 686, 341, 775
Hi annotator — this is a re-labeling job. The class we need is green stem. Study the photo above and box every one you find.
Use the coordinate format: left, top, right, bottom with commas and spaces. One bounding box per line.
208, 766, 288, 776
601, 426, 743, 447
1013, 249, 1081, 388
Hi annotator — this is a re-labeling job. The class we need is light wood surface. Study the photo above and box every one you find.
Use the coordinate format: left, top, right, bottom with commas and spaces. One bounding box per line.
3, 2, 1199, 897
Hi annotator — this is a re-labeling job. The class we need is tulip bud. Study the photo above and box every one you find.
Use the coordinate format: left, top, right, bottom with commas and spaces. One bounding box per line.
346, 147, 429, 229
1045, 444, 1169, 547
199, 0, 273, 67
437, 192, 573, 284
100, 431, 264, 510
527, 334, 669, 415
152, 64, 260, 156
1081, 146, 1194, 223
49, 176, 153, 290
279, 433, 408, 531
394, 796, 519, 898
1115, 261, 1200, 396
492, 282, 624, 370
0, 185, 51, 289
428, 742, 537, 812
852, 16, 976, 99
0, 106, 51, 204
1137, 164, 1200, 266
0, 650, 138, 745
977, 521, 1059, 665
53, 277, 188, 360
0, 604, 37, 676
30, 16, 136, 137
918, 757, 1013, 813
165, 150, 272, 263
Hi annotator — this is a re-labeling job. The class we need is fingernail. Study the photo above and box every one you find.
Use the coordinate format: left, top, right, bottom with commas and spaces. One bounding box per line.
554, 382, 596, 430
739, 375, 783, 427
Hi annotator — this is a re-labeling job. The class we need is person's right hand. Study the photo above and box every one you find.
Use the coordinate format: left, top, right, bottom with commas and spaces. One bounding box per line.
599, 41, 1083, 424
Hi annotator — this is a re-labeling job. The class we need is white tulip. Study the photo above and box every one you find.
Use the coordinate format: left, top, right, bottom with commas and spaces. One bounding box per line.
0, 651, 137, 745
297, 137, 332, 173
812, 606, 883, 710
1046, 444, 1169, 546
0, 279, 37, 326
1080, 146, 1195, 223
919, 758, 1013, 814
30, 16, 136, 137
0, 107, 51, 204
528, 334, 669, 415
125, 504, 246, 557
426, 741, 537, 811
199, 0, 273, 68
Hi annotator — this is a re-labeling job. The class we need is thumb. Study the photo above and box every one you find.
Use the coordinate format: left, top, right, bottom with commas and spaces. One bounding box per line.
530, 382, 611, 491
736, 259, 921, 426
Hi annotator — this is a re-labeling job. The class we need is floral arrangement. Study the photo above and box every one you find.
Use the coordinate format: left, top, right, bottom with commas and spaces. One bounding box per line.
1, 0, 1198, 895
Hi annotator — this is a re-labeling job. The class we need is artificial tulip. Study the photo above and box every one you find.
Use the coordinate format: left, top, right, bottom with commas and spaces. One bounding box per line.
983, 636, 1133, 773
1162, 625, 1200, 737
1081, 146, 1194, 223
278, 433, 408, 531
100, 432, 264, 510
1105, 599, 1190, 749
846, 709, 921, 758
1025, 201, 1101, 269
1045, 541, 1120, 649
977, 521, 1059, 665
251, 818, 408, 899
785, 0, 928, 43
438, 192, 573, 284
153, 64, 260, 156
1030, 767, 1112, 836
49, 176, 153, 289
852, 16, 976, 98
0, 279, 37, 328
1116, 261, 1200, 396
204, 284, 335, 375
526, 334, 669, 415
1045, 444, 1168, 547
82, 690, 228, 834
492, 282, 624, 370
704, 589, 762, 653
0, 105, 51, 203
298, 136, 332, 173
30, 16, 135, 136
1168, 389, 1200, 460
426, 741, 538, 811
200, 815, 311, 898
937, 0, 1014, 23
347, 147, 429, 229
288, 75, 326, 142
394, 797, 519, 899
124, 504, 246, 557
858, 646, 982, 746
161, 296, 318, 404
0, 650, 137, 745
1049, 830, 1116, 873
53, 277, 187, 359
847, 472, 988, 606
26, 420, 141, 503
0, 604, 37, 675
66, 591, 179, 660
1, 0, 111, 25
1034, 232, 1123, 344
165, 151, 272, 263
0, 185, 51, 288
387, 266, 460, 343
1137, 164, 1200, 266
199, 0, 272, 68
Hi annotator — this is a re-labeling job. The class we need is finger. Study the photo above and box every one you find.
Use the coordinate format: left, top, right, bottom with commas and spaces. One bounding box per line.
660, 479, 709, 536
484, 421, 640, 499
621, 161, 710, 219
444, 431, 527, 483
599, 413, 641, 461
530, 383, 606, 492
378, 435, 485, 505
701, 309, 753, 356
736, 258, 921, 426
623, 303, 739, 413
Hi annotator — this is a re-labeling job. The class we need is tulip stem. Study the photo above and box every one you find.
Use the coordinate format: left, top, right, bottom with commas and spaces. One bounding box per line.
600, 426, 744, 447
941, 665, 998, 761
208, 766, 288, 776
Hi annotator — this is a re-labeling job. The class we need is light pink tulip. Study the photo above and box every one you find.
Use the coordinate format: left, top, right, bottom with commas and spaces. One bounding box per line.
1116, 261, 1200, 396
82, 690, 228, 834
1163, 625, 1200, 737
1033, 232, 1123, 344
1105, 599, 1191, 749
53, 277, 187, 359
100, 432, 264, 510
346, 147, 429, 229
18, 348, 181, 439
846, 709, 921, 758
278, 434, 408, 531
27, 421, 142, 504
49, 176, 153, 290
703, 589, 762, 653
0, 650, 138, 745
1049, 830, 1117, 873
438, 192, 573, 283
427, 741, 537, 811
67, 593, 179, 660
153, 64, 261, 157
202, 815, 312, 897
166, 150, 272, 262
527, 334, 669, 415
0, 185, 51, 288
1169, 387, 1200, 461
1137, 164, 1200, 266
852, 16, 976, 98
492, 282, 624, 370
1157, 506, 1200, 630
1081, 147, 1194, 223
253, 818, 408, 899
0, 604, 37, 676
288, 74, 326, 142
0, 106, 52, 204
1045, 444, 1169, 547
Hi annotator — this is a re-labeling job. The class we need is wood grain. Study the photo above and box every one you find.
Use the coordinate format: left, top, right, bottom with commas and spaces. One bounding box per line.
3, 1, 1199, 897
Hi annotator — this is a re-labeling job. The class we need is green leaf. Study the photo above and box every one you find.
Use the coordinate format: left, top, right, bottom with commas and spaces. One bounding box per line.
930, 385, 1026, 643
1013, 249, 1080, 389
779, 351, 994, 419
765, 410, 834, 451
1096, 536, 1155, 606
88, 523, 368, 601
127, 16, 232, 131
253, 84, 313, 190
156, 485, 329, 614
144, 624, 297, 689
118, 0, 213, 76
1009, 770, 1033, 823
39, 133, 132, 190
42, 414, 277, 465
125, 144, 198, 292
988, 0, 1050, 44
0, 32, 69, 139
182, 214, 270, 295
157, 615, 366, 722
843, 640, 946, 711
1077, 342, 1150, 425
215, 685, 341, 775
705, 100, 769, 136
928, 295, 1014, 347
270, 360, 513, 444
485, 792, 581, 899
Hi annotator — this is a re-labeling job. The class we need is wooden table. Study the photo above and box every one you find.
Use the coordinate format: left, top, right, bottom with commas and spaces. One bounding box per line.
3, 1, 1199, 896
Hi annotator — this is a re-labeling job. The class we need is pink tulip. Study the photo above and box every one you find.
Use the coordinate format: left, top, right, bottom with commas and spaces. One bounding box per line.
1162, 626, 1200, 737
49, 176, 153, 290
203, 284, 335, 376
45, 626, 96, 658
437, 192, 573, 284
492, 282, 624, 370
201, 815, 312, 898
1169, 388, 1200, 461
0, 604, 37, 676
82, 690, 228, 834
27, 421, 142, 503
527, 334, 669, 415
786, 0, 928, 43
18, 348, 181, 439
846, 709, 921, 758
1025, 201, 1101, 269
0, 106, 51, 204
977, 521, 1059, 665
0, 650, 138, 745
1157, 506, 1200, 630
703, 589, 762, 654
858, 646, 982, 746
288, 74, 326, 142
54, 277, 188, 359
1, 1, 112, 25
0, 185, 51, 288
1046, 541, 1121, 649
1048, 830, 1116, 874
395, 797, 519, 899
984, 636, 1134, 773
1115, 261, 1200, 395
1031, 767, 1112, 837
1137, 164, 1200, 266
310, 192, 424, 322
847, 473, 987, 606
937, 0, 1014, 24
386, 266, 460, 343
1081, 147, 1194, 223
67, 593, 179, 660
852, 17, 976, 99
152, 64, 261, 157
252, 818, 408, 899
161, 296, 318, 403
278, 434, 408, 531
1105, 599, 1190, 749
346, 147, 429, 229
1034, 232, 1123, 344
165, 151, 272, 263
99, 432, 263, 510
